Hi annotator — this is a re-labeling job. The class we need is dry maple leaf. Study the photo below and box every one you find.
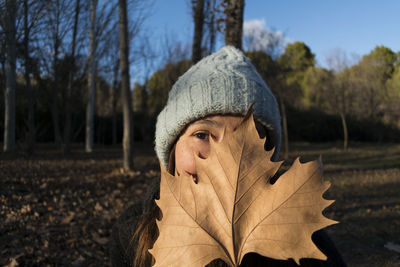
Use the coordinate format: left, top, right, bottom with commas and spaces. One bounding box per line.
149, 114, 337, 266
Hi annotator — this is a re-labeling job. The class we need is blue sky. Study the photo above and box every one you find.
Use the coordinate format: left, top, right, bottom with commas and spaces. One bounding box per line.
145, 0, 400, 68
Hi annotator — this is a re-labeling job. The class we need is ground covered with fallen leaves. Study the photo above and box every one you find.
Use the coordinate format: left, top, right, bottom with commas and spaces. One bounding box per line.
1, 143, 159, 266
1, 142, 400, 266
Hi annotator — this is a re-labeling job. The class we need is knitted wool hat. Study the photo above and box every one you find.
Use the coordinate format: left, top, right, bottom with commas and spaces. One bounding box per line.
155, 46, 281, 167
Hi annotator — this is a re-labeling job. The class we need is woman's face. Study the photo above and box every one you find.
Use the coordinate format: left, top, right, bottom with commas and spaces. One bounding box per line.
174, 115, 244, 178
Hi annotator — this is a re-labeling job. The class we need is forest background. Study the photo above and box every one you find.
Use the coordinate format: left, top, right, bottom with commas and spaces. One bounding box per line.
1, 0, 400, 266
1, 0, 400, 156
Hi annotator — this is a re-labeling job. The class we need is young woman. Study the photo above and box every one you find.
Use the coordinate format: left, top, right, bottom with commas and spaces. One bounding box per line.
110, 46, 346, 267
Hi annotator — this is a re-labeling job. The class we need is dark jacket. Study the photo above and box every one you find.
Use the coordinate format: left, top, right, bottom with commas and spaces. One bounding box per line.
110, 178, 346, 267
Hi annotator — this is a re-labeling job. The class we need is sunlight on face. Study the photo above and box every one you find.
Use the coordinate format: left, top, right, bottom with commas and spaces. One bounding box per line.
174, 115, 244, 178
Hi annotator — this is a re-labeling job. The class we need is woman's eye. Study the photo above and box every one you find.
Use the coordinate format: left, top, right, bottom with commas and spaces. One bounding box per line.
194, 131, 209, 141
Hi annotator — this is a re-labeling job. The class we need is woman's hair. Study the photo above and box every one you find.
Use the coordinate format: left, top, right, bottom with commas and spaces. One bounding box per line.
131, 204, 159, 267
131, 147, 176, 267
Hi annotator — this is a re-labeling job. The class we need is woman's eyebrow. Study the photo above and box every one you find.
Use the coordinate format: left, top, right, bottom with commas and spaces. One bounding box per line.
192, 119, 223, 128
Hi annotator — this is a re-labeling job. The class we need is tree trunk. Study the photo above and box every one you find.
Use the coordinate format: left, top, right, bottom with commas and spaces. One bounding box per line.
64, 0, 80, 154
224, 0, 244, 50
23, 0, 37, 153
4, 0, 17, 152
340, 112, 348, 151
207, 0, 217, 55
192, 0, 205, 63
23, 0, 35, 154
111, 57, 119, 146
279, 97, 289, 160
140, 81, 147, 112
51, 42, 62, 147
86, 0, 97, 153
118, 0, 134, 171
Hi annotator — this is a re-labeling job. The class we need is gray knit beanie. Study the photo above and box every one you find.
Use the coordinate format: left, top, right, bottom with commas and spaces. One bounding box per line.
155, 46, 281, 167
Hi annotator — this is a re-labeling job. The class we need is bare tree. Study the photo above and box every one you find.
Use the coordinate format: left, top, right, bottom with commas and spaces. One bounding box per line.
96, 0, 153, 147
84, 0, 119, 152
85, 0, 97, 153
160, 31, 191, 65
64, 0, 81, 154
204, 0, 216, 55
325, 49, 353, 150
111, 56, 119, 145
41, 0, 74, 148
100, 27, 120, 146
23, 0, 33, 153
223, 0, 244, 49
2, 0, 17, 152
191, 0, 205, 63
22, 0, 46, 154
118, 0, 134, 171
189, 0, 221, 57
